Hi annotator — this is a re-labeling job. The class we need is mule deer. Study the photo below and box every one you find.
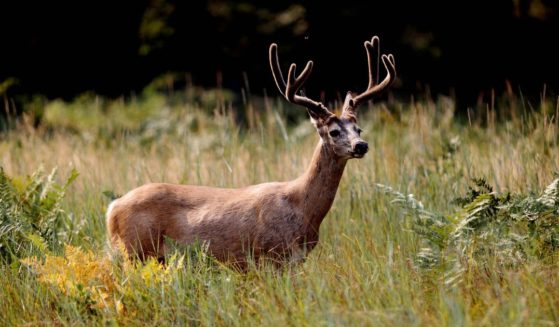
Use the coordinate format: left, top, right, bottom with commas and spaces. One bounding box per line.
106, 36, 396, 268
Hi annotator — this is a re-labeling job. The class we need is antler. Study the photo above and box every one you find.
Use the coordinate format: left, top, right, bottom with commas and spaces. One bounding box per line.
269, 43, 333, 120
344, 36, 396, 115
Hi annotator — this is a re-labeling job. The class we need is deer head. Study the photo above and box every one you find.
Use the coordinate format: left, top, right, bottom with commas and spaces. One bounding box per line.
269, 36, 396, 160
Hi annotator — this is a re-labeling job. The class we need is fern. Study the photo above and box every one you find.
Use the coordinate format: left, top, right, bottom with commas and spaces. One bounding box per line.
452, 177, 494, 206
0, 167, 78, 262
376, 183, 451, 268
378, 178, 559, 286
538, 178, 559, 207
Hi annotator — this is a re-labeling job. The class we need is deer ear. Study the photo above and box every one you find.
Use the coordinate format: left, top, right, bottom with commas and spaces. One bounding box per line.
307, 109, 325, 128
342, 92, 356, 116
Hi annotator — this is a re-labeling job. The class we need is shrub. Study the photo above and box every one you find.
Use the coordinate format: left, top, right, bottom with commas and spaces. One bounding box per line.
378, 178, 559, 286
0, 167, 77, 262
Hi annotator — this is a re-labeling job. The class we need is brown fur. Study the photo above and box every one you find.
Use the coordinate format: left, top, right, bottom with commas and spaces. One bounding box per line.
106, 37, 396, 268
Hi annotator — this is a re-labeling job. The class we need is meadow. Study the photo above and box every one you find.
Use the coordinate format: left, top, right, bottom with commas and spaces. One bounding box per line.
0, 86, 558, 325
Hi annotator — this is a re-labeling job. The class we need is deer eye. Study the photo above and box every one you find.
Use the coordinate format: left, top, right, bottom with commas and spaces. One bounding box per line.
329, 130, 340, 138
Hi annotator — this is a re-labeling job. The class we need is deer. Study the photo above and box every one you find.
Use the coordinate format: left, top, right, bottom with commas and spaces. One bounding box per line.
106, 36, 396, 269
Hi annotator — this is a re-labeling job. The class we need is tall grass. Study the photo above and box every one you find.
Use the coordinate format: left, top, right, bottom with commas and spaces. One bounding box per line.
0, 90, 558, 325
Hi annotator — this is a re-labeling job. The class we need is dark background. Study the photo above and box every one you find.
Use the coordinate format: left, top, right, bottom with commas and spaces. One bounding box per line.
0, 0, 557, 108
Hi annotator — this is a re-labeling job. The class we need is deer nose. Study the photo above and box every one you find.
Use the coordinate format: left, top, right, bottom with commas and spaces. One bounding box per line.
354, 142, 369, 155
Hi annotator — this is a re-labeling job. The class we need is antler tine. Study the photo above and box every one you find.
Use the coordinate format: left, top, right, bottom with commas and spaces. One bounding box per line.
347, 36, 397, 112
366, 36, 380, 89
269, 43, 287, 93
287, 62, 313, 97
269, 43, 333, 120
286, 62, 315, 105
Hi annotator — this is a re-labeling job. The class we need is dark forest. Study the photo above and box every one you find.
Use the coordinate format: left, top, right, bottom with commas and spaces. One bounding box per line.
0, 1, 557, 108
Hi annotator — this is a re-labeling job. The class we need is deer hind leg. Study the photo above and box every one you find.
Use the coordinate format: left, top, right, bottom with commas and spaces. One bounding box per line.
107, 208, 167, 261
287, 246, 308, 268
127, 223, 167, 261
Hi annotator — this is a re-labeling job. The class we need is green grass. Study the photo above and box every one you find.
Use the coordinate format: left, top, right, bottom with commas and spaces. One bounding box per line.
0, 90, 558, 325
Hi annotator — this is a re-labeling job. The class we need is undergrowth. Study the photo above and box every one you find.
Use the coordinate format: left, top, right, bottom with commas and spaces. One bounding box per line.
0, 167, 78, 262
1, 90, 558, 325
377, 177, 559, 286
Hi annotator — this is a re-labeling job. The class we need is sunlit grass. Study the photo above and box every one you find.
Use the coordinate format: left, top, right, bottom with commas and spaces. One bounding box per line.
0, 90, 558, 325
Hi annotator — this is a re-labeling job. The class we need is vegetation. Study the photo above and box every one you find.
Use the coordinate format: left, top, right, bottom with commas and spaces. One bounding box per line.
1, 89, 558, 325
0, 166, 77, 262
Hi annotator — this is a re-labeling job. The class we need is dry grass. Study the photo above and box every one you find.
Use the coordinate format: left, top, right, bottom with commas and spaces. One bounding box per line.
0, 91, 558, 325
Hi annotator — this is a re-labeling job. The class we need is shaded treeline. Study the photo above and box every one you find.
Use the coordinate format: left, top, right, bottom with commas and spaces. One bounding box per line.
0, 0, 557, 108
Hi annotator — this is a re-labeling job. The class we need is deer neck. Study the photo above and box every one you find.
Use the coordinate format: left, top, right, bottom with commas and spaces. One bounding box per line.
290, 139, 348, 232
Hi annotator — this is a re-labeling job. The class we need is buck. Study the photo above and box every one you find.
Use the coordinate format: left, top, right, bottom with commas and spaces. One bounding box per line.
106, 36, 396, 268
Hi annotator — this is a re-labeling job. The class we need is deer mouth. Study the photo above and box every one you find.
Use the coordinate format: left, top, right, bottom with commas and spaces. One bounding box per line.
351, 152, 366, 158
